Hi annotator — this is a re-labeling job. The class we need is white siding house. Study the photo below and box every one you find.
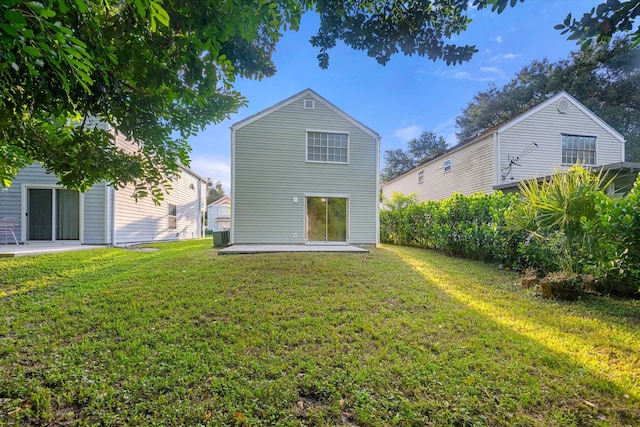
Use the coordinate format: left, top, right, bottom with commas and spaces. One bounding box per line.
230, 89, 380, 246
382, 92, 627, 201
207, 196, 231, 231
0, 130, 207, 245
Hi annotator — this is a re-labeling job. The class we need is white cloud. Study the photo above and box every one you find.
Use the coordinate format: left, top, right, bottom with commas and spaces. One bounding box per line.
480, 66, 501, 73
491, 53, 521, 61
433, 68, 495, 82
188, 155, 231, 193
492, 35, 503, 43
394, 125, 422, 142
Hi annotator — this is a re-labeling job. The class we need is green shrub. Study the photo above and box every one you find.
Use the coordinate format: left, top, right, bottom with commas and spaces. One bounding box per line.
380, 191, 521, 265
588, 175, 640, 296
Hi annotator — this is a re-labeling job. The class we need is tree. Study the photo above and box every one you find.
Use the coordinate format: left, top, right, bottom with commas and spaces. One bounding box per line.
1, 0, 305, 201
455, 37, 640, 160
408, 131, 448, 165
555, 0, 640, 50
206, 180, 226, 206
2, 0, 638, 200
382, 149, 414, 181
382, 131, 448, 181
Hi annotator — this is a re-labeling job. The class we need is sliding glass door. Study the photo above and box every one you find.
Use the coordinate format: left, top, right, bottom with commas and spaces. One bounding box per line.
306, 197, 347, 243
27, 188, 80, 241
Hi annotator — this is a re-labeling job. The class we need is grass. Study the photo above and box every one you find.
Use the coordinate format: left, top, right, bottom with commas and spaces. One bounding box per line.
1, 239, 638, 426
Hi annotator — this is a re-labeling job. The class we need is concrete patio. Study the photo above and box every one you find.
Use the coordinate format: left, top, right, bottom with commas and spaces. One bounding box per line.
218, 244, 370, 254
0, 242, 106, 257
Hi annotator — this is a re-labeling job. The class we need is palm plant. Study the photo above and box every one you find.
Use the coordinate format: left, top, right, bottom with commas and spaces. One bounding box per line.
506, 165, 615, 274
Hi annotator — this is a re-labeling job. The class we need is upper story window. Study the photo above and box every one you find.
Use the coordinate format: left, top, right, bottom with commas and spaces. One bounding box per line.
168, 203, 177, 229
443, 158, 452, 173
307, 132, 348, 163
562, 134, 596, 165
418, 170, 424, 184
304, 99, 315, 109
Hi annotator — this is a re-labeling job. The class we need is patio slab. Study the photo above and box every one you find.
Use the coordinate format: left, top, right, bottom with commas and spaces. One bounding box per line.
0, 242, 106, 257
218, 244, 370, 254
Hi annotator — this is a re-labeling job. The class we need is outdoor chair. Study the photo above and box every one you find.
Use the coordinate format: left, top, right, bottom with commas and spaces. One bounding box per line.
0, 217, 19, 245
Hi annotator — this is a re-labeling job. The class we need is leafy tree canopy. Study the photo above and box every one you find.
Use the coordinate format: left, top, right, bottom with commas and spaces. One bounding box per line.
455, 37, 640, 161
1, 0, 638, 200
206, 180, 226, 206
382, 131, 448, 181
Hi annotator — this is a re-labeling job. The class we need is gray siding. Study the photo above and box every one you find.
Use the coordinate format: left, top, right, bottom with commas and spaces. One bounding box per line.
0, 163, 107, 243
83, 182, 107, 244
233, 92, 379, 245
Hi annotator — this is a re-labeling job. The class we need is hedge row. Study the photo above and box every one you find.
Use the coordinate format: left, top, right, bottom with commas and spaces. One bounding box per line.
380, 174, 640, 297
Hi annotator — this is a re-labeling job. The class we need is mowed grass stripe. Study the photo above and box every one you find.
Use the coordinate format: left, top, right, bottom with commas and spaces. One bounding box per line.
1, 240, 638, 426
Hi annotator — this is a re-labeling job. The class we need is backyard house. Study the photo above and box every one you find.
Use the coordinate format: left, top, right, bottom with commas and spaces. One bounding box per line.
0, 128, 207, 246
207, 196, 231, 231
230, 89, 380, 246
382, 92, 631, 201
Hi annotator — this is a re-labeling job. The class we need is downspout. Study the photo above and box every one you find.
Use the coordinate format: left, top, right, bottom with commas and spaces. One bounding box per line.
197, 178, 203, 238
494, 131, 501, 185
110, 185, 117, 246
375, 135, 381, 245
230, 126, 236, 244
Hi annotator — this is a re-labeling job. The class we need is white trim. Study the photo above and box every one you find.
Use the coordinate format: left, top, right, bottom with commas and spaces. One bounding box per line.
304, 99, 315, 109
375, 134, 380, 245
494, 131, 501, 185
230, 127, 236, 244
497, 92, 626, 143
305, 130, 350, 164
443, 158, 452, 173
303, 194, 350, 244
20, 184, 85, 243
231, 89, 380, 140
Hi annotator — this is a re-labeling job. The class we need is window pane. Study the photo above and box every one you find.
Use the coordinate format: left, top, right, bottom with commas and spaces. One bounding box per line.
307, 132, 348, 163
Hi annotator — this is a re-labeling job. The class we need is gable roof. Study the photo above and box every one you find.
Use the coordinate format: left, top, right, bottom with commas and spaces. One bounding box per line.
231, 88, 380, 140
383, 91, 626, 186
207, 195, 230, 208
497, 91, 625, 142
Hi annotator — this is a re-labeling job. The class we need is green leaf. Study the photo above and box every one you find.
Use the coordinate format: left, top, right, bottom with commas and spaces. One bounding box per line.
22, 46, 41, 57
73, 0, 88, 13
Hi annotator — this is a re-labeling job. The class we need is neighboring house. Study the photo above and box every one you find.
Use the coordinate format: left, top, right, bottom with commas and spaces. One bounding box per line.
382, 92, 635, 201
230, 88, 380, 246
0, 128, 207, 245
207, 196, 231, 231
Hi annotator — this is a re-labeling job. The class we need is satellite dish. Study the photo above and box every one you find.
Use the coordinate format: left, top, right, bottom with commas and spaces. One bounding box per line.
557, 99, 569, 114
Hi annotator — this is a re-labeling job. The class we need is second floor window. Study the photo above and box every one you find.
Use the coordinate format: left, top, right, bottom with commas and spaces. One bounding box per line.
444, 158, 452, 173
418, 171, 424, 183
307, 132, 348, 163
562, 134, 596, 165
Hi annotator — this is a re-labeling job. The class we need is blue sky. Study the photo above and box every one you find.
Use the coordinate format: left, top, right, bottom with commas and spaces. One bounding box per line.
188, 0, 603, 192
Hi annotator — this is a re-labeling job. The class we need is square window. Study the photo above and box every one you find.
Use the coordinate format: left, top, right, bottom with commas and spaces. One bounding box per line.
307, 132, 348, 163
562, 134, 596, 165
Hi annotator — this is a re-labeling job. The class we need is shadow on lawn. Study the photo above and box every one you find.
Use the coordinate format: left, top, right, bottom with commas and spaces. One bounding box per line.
385, 246, 639, 401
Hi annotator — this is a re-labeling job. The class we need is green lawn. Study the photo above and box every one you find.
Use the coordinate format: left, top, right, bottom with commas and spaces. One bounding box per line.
1, 240, 638, 426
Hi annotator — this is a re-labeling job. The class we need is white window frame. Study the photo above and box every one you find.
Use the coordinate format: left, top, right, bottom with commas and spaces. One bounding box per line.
304, 99, 315, 109
443, 158, 452, 173
561, 134, 597, 166
306, 130, 349, 164
418, 170, 424, 184
168, 203, 177, 229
